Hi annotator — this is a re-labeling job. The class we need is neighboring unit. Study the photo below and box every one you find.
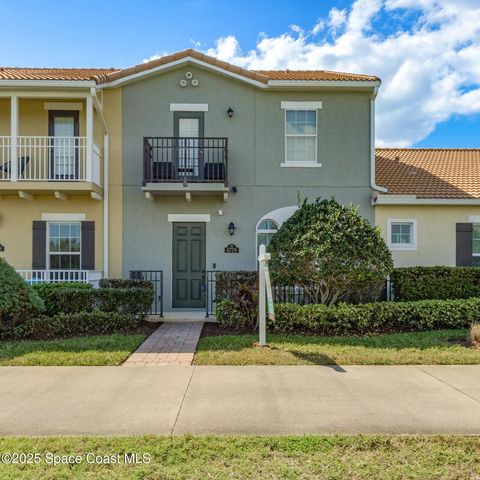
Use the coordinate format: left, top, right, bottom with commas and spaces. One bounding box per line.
374, 148, 480, 267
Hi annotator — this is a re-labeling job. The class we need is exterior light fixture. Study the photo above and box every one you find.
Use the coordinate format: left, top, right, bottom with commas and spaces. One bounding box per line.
228, 222, 236, 236
227, 107, 234, 118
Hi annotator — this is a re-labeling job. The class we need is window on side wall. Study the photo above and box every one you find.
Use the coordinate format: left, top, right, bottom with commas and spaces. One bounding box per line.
387, 219, 417, 250
256, 219, 279, 256
473, 224, 480, 266
48, 222, 81, 269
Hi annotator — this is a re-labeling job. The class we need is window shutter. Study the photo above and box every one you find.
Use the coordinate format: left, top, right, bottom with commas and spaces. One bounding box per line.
81, 221, 95, 270
32, 221, 47, 269
456, 223, 473, 266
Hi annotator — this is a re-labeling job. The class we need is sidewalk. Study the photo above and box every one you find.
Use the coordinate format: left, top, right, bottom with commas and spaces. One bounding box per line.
0, 365, 479, 435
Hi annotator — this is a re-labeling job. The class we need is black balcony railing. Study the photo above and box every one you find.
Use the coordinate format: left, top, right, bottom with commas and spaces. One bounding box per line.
143, 137, 228, 185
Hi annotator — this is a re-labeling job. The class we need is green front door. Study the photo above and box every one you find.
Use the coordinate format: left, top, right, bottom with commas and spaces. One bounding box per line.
172, 223, 206, 308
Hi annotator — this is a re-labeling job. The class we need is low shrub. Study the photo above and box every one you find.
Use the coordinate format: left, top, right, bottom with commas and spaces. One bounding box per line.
34, 286, 153, 316
470, 324, 480, 349
0, 258, 44, 331
99, 278, 154, 290
1, 312, 139, 340
216, 297, 480, 335
32, 282, 91, 315
391, 266, 480, 301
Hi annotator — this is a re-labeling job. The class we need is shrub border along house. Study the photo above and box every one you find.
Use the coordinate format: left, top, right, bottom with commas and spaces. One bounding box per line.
0, 259, 154, 340
391, 266, 480, 301
217, 297, 480, 336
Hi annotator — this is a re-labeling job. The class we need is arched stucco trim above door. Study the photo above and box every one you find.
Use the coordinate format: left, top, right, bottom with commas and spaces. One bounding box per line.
256, 205, 298, 230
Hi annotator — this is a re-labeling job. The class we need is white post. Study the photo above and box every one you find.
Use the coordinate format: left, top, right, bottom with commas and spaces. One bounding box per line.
103, 132, 109, 279
86, 95, 93, 182
258, 244, 267, 346
10, 95, 18, 181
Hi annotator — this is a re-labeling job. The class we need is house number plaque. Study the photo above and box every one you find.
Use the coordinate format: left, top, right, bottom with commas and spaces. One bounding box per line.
225, 244, 239, 253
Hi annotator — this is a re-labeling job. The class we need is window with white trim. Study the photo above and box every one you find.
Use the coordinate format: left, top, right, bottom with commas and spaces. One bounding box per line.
256, 219, 279, 254
48, 222, 81, 269
285, 110, 317, 164
473, 224, 480, 266
388, 220, 417, 250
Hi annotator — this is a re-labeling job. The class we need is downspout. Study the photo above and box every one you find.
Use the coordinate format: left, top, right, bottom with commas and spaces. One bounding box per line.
370, 85, 388, 194
90, 87, 109, 279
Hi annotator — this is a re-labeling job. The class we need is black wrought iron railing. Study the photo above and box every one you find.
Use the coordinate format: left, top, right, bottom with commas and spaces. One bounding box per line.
143, 137, 228, 185
129, 270, 163, 316
205, 271, 395, 316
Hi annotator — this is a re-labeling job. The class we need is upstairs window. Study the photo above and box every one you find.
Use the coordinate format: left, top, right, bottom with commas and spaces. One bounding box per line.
48, 222, 81, 269
285, 110, 317, 164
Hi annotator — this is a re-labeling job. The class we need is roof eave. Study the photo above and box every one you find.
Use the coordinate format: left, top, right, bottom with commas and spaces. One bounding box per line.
266, 79, 381, 89
374, 194, 480, 205
0, 79, 97, 88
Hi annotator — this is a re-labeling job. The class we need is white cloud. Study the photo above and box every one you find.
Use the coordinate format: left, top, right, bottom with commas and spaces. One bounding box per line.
328, 8, 347, 31
201, 0, 480, 146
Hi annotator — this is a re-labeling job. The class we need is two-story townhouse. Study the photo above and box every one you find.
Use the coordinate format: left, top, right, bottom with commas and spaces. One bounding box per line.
0, 50, 382, 312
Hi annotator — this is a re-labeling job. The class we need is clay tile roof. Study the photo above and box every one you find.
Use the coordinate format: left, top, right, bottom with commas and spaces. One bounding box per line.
253, 69, 379, 81
0, 67, 118, 82
0, 49, 380, 85
375, 148, 480, 199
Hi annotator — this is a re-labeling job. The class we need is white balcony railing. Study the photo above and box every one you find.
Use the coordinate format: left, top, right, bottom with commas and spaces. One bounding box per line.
17, 269, 90, 284
0, 136, 101, 184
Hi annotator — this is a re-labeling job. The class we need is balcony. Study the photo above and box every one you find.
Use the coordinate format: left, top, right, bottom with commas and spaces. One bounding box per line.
142, 137, 229, 201
0, 136, 102, 198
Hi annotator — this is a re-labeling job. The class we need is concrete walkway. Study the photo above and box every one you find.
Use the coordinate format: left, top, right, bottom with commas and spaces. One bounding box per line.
0, 365, 480, 435
123, 322, 203, 366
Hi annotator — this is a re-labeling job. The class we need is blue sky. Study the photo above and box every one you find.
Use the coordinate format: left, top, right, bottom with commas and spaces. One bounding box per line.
1, 0, 479, 148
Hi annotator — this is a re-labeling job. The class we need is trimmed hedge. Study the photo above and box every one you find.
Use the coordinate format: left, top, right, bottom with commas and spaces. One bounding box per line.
216, 297, 480, 335
392, 266, 480, 301
0, 258, 44, 331
1, 312, 139, 340
34, 286, 153, 316
99, 278, 154, 290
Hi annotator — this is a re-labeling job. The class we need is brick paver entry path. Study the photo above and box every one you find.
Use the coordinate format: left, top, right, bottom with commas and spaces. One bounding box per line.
123, 322, 204, 366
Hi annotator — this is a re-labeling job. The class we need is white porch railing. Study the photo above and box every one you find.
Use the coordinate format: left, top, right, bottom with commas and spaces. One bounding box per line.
17, 269, 90, 284
0, 136, 11, 180
0, 136, 101, 184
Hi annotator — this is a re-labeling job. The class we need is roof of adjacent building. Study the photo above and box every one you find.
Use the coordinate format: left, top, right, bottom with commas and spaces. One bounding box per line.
375, 148, 480, 199
0, 67, 118, 81
0, 49, 380, 84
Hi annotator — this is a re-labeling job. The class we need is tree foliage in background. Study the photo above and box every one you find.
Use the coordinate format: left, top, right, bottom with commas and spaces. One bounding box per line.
268, 198, 393, 306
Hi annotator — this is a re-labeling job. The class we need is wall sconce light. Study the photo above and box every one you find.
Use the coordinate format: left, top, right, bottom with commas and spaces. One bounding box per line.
228, 222, 236, 236
0, 243, 4, 252
227, 107, 234, 118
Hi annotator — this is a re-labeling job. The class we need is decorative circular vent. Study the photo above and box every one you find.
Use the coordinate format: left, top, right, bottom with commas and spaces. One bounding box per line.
191, 79, 199, 87
185, 71, 193, 79
179, 79, 187, 87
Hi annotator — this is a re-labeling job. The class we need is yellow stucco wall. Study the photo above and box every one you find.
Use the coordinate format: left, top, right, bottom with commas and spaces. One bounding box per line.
375, 204, 480, 267
102, 88, 123, 278
0, 99, 10, 135
0, 196, 103, 270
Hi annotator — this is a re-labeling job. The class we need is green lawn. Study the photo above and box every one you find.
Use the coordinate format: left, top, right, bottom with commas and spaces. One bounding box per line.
0, 435, 478, 479
195, 329, 480, 365
0, 334, 147, 366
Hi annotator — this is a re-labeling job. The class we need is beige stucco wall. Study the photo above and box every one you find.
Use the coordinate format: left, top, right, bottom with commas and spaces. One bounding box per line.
375, 204, 480, 267
102, 88, 123, 278
0, 196, 103, 271
0, 98, 10, 135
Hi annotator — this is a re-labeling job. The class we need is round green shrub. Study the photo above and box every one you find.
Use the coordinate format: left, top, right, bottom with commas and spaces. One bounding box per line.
0, 258, 44, 331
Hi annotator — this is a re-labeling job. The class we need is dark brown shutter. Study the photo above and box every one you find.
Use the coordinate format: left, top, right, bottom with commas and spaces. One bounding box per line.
32, 221, 47, 269
456, 223, 473, 266
81, 221, 95, 270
